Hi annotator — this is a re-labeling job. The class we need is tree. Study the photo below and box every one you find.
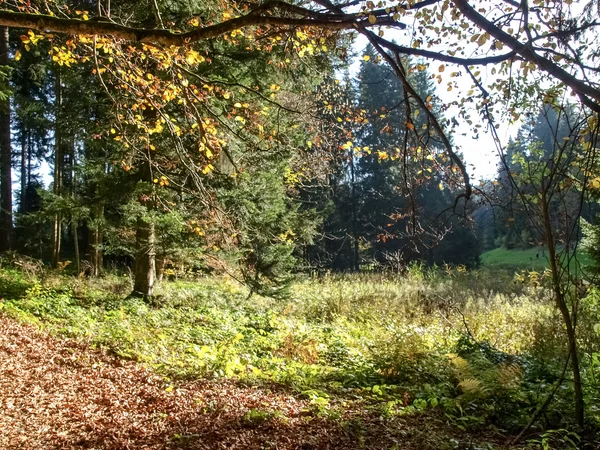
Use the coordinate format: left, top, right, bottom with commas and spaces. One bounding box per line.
1, 1, 598, 208
490, 103, 596, 430
0, 26, 11, 251
300, 75, 361, 272
12, 40, 51, 214
353, 48, 479, 268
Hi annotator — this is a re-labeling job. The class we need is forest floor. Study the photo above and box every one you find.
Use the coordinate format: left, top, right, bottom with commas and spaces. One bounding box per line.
0, 315, 509, 450
1, 265, 598, 449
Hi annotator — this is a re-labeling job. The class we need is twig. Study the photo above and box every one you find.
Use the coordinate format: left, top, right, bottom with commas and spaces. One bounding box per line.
511, 349, 572, 445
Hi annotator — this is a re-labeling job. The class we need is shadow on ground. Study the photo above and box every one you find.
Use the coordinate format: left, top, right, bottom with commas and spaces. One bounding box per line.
0, 316, 511, 450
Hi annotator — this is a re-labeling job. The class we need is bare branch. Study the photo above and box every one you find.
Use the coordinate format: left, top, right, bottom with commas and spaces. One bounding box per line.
454, 0, 600, 112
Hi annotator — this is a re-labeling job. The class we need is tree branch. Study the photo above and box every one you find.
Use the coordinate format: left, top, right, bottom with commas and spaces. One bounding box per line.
0, 4, 400, 46
454, 0, 600, 112
372, 37, 516, 66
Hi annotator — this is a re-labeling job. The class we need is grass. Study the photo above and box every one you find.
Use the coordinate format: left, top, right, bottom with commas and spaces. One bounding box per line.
1, 263, 599, 448
481, 246, 592, 272
481, 247, 549, 270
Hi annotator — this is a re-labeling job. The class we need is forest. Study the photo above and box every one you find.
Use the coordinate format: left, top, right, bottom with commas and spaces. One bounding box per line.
0, 0, 600, 449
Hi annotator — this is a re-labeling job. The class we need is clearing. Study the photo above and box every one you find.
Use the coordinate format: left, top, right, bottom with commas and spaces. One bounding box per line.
480, 246, 591, 272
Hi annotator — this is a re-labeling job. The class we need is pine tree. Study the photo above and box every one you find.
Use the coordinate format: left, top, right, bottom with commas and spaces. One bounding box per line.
0, 26, 12, 251
354, 48, 480, 268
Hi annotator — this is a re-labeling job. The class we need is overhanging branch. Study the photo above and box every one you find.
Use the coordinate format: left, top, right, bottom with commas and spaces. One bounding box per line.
454, 0, 600, 112
374, 38, 516, 66
0, 5, 401, 46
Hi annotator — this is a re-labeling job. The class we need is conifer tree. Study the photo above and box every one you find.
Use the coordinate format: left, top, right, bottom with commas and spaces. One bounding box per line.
0, 26, 11, 251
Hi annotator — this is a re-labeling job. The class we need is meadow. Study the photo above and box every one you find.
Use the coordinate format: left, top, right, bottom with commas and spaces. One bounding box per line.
480, 247, 592, 273
1, 259, 599, 449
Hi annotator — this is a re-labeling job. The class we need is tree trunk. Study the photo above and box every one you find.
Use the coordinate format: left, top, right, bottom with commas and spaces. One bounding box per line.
20, 130, 26, 211
52, 69, 63, 268
0, 26, 12, 251
349, 148, 359, 271
52, 213, 61, 266
132, 158, 155, 298
542, 194, 584, 428
89, 203, 103, 276
155, 255, 165, 282
70, 140, 80, 274
27, 133, 31, 186
133, 215, 155, 297
72, 220, 80, 274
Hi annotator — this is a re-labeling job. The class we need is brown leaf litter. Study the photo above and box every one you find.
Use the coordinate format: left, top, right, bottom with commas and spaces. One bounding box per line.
0, 315, 509, 449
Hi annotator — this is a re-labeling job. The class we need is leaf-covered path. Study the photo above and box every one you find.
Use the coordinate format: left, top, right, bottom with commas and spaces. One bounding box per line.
0, 315, 506, 449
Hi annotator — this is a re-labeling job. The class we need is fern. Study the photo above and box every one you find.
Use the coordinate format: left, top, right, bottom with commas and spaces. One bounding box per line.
459, 377, 483, 394
449, 353, 523, 398
497, 362, 523, 389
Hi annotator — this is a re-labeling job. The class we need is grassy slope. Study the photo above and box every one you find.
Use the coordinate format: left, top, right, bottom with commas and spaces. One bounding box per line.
481, 247, 548, 270
481, 246, 592, 272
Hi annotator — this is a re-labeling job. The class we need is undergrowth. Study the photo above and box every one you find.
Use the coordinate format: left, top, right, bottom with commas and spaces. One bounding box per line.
1, 263, 599, 449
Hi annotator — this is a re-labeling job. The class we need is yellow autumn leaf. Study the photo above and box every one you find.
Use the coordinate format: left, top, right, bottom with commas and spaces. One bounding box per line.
368, 14, 376, 24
